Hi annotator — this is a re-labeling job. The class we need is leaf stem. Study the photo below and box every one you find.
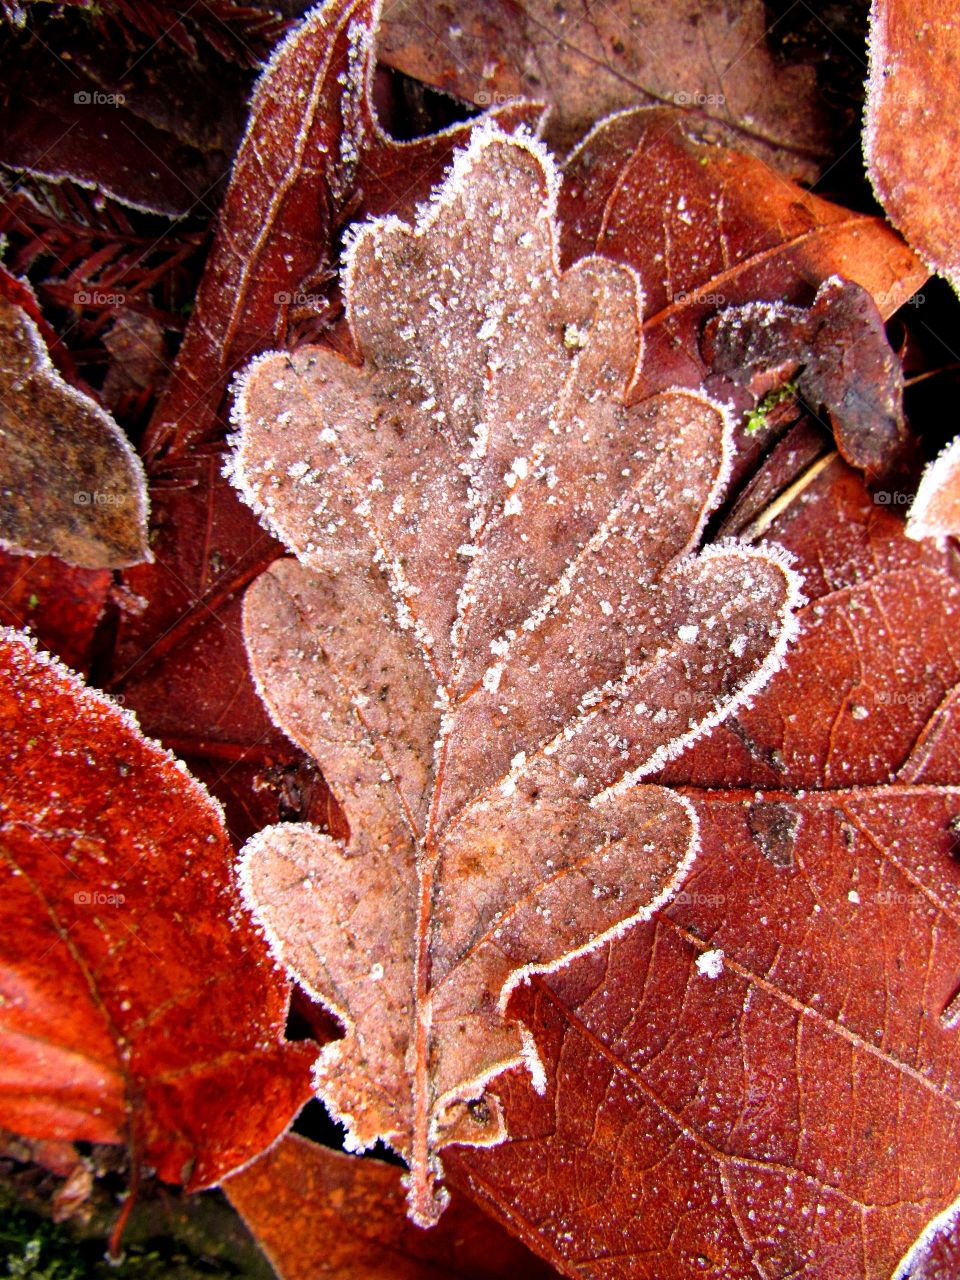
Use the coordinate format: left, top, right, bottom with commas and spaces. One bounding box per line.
408, 850, 439, 1227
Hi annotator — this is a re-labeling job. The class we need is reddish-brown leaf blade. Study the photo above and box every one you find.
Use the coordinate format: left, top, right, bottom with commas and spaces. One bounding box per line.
0, 630, 316, 1188
0, 548, 110, 674
378, 0, 829, 175
560, 108, 925, 404
224, 1134, 562, 1280
0, 33, 239, 219
892, 1199, 960, 1279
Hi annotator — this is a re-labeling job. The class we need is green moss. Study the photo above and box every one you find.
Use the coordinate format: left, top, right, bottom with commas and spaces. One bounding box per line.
0, 1190, 239, 1279
744, 380, 799, 434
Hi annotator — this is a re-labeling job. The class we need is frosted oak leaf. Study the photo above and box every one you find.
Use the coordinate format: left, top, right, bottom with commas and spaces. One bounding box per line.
227, 124, 802, 1227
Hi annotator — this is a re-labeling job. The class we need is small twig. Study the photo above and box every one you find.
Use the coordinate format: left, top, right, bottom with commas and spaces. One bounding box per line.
741, 451, 837, 542
903, 362, 960, 388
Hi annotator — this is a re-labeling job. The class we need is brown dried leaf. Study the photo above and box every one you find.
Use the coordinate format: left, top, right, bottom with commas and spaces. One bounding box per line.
0, 294, 149, 569
228, 126, 802, 1224
907, 436, 960, 541
378, 0, 829, 176
865, 0, 960, 295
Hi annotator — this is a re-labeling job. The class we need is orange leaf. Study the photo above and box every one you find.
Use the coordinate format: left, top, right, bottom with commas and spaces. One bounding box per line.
0, 630, 316, 1188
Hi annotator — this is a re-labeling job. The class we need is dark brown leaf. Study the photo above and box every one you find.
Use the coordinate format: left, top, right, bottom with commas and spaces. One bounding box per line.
702, 277, 908, 477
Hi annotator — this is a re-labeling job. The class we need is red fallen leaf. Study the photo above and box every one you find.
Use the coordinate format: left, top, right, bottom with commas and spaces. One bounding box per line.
228, 124, 801, 1225
0, 293, 150, 569
559, 107, 926, 409
378, 0, 829, 176
224, 1134, 562, 1280
144, 0, 544, 462
0, 548, 110, 675
702, 277, 908, 478
106, 454, 339, 843
865, 0, 960, 296
907, 437, 960, 541
444, 459, 960, 1279
0, 629, 316, 1188
110, 454, 284, 745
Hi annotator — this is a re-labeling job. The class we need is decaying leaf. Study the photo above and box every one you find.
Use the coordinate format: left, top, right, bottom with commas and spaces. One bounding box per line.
865, 0, 960, 296
0, 627, 316, 1188
702, 276, 907, 476
0, 293, 150, 569
907, 436, 960, 541
228, 125, 802, 1225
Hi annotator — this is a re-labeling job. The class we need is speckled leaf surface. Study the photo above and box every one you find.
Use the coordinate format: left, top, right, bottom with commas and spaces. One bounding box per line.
228, 126, 801, 1225
0, 629, 316, 1188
